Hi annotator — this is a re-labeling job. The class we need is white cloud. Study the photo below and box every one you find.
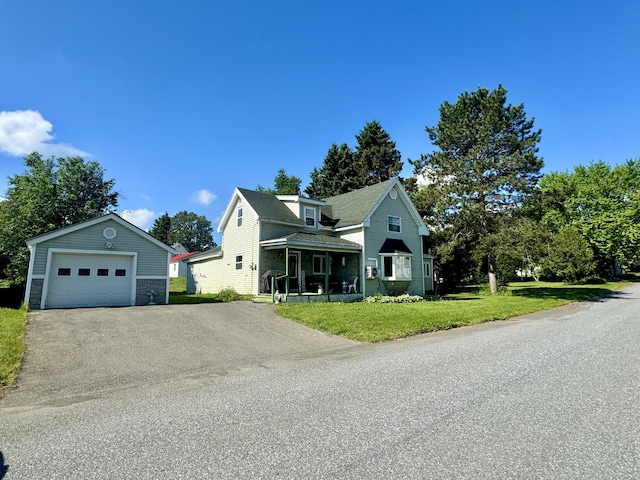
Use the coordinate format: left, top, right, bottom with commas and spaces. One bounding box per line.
119, 208, 155, 230
0, 110, 90, 158
191, 189, 217, 206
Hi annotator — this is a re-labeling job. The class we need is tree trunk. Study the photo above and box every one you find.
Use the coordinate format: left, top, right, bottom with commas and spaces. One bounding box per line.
488, 253, 498, 294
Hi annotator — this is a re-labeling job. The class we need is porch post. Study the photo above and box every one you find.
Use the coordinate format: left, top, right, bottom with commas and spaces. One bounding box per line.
285, 246, 290, 296
324, 251, 329, 293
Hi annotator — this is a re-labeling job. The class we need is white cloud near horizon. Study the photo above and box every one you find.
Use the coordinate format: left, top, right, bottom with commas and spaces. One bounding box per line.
191, 189, 217, 206
119, 208, 155, 230
0, 110, 90, 158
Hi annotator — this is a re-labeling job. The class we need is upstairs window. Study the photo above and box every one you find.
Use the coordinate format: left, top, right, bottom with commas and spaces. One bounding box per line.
237, 207, 243, 228
388, 215, 401, 233
305, 207, 316, 227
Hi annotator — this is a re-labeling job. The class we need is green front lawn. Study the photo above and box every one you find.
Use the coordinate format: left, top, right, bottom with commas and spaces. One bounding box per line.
275, 281, 628, 342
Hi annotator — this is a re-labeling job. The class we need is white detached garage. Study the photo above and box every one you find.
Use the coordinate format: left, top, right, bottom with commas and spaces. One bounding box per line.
25, 213, 174, 309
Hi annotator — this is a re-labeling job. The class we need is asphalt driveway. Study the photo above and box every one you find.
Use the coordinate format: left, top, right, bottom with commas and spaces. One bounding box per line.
2, 302, 359, 408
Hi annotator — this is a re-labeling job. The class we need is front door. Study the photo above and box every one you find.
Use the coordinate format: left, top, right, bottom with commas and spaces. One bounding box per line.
288, 251, 300, 291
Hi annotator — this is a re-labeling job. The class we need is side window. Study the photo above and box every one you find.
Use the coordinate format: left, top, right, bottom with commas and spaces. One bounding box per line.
388, 215, 401, 233
235, 255, 243, 270
237, 207, 243, 228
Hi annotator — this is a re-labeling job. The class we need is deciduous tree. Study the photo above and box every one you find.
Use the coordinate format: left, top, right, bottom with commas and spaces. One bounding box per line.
0, 152, 118, 285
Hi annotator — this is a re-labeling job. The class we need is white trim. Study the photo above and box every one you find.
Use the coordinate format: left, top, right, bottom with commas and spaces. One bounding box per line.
165, 251, 171, 304
387, 215, 402, 233
24, 244, 37, 306
42, 248, 138, 309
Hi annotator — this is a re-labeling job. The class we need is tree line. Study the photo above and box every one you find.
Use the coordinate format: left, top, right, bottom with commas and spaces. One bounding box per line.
1, 85, 637, 291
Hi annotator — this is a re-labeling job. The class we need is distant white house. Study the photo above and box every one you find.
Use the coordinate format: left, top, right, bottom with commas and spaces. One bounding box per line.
170, 252, 196, 277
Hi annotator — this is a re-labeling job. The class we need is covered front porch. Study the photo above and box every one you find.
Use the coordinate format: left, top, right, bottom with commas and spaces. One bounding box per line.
259, 232, 363, 302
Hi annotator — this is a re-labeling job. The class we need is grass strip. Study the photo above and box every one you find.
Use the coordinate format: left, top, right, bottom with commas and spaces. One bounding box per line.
275, 281, 628, 342
0, 306, 28, 394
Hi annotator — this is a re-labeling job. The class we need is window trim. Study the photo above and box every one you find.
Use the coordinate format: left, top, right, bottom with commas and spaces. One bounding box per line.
380, 253, 412, 280
304, 207, 316, 227
312, 254, 326, 275
387, 215, 401, 233
237, 207, 243, 228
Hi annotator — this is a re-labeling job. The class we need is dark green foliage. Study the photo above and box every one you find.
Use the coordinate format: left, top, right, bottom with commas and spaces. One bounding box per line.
411, 85, 543, 293
0, 153, 118, 286
149, 212, 171, 245
305, 121, 403, 198
541, 227, 596, 283
256, 169, 302, 195
533, 159, 640, 275
149, 211, 215, 252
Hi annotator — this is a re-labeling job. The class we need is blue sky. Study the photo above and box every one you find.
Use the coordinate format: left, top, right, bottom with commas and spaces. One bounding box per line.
1, 0, 638, 242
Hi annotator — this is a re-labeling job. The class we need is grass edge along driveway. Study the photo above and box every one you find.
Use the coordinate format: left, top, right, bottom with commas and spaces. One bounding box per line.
0, 306, 27, 396
275, 281, 629, 342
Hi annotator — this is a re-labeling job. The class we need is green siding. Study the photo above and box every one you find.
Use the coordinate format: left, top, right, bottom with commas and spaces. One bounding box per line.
364, 192, 424, 295
31, 219, 168, 276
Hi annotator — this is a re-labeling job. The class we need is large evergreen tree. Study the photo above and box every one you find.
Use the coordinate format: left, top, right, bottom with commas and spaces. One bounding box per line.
354, 120, 403, 186
411, 85, 543, 293
305, 121, 403, 198
148, 213, 172, 245
0, 152, 119, 285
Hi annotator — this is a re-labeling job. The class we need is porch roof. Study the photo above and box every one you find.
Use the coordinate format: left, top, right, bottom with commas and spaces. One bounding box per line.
260, 232, 361, 252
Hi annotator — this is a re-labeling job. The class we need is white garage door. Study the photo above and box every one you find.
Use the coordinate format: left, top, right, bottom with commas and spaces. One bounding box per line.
46, 253, 134, 308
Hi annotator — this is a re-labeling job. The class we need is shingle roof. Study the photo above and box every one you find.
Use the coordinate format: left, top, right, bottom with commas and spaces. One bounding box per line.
261, 231, 361, 250
322, 178, 395, 228
238, 188, 304, 225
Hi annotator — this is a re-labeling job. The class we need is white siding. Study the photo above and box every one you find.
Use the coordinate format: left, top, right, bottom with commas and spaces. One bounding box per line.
190, 198, 260, 294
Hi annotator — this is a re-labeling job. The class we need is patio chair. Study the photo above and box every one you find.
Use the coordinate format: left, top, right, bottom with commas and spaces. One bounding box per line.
347, 277, 358, 293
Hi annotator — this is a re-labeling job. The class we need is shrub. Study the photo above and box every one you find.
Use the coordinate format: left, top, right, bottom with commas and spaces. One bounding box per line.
218, 287, 241, 302
363, 293, 427, 303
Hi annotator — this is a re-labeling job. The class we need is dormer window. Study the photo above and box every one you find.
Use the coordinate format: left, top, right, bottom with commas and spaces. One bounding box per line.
305, 207, 316, 227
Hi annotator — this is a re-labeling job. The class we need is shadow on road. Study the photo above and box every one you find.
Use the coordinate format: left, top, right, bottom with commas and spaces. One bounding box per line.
511, 287, 629, 302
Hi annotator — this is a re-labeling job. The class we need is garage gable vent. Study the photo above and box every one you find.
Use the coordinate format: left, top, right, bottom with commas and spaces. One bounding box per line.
103, 227, 117, 239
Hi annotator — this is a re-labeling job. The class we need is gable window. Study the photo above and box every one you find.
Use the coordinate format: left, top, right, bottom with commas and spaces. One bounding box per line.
381, 254, 412, 280
237, 207, 243, 228
313, 254, 326, 275
305, 207, 316, 227
388, 215, 401, 233
235, 255, 243, 270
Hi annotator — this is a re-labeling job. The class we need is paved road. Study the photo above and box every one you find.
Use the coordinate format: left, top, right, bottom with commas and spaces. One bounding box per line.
1, 287, 639, 479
